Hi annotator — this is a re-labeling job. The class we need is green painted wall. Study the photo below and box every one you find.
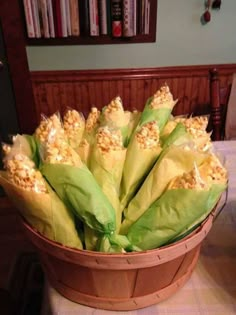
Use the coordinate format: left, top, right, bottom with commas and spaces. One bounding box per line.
26, 0, 236, 71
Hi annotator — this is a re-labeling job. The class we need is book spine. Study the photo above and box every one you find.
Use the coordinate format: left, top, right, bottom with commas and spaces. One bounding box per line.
123, 0, 134, 37
98, 0, 107, 35
144, 0, 150, 35
88, 0, 99, 36
65, 0, 72, 36
23, 0, 35, 38
53, 0, 62, 37
60, 0, 68, 37
79, 0, 90, 36
106, 0, 112, 35
133, 0, 137, 35
30, 0, 41, 38
70, 0, 80, 36
40, 0, 50, 38
47, 0, 56, 37
111, 0, 122, 37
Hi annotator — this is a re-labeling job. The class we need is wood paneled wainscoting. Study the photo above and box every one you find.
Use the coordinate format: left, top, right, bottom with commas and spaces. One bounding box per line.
31, 64, 236, 125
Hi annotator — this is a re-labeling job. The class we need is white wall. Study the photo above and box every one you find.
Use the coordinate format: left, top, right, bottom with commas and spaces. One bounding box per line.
26, 0, 236, 71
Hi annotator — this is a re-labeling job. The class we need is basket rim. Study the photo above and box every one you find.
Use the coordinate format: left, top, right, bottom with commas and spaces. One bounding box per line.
21, 211, 214, 270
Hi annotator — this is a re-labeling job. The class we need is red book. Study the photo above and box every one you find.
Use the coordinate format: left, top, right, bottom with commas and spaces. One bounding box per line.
54, 0, 62, 37
111, 0, 122, 37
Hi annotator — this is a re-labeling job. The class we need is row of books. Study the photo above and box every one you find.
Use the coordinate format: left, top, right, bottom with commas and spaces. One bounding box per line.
23, 0, 151, 39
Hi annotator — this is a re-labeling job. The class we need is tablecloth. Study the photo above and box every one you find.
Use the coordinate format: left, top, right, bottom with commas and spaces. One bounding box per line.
40, 141, 236, 315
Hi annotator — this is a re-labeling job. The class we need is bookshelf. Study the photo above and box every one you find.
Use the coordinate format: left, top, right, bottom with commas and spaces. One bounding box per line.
21, 0, 157, 46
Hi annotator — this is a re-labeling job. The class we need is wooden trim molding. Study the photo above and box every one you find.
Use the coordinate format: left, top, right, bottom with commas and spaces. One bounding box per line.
30, 64, 236, 130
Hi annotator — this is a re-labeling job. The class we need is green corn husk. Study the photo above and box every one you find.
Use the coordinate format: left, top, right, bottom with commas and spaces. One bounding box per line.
120, 144, 207, 234
41, 163, 116, 234
89, 127, 127, 233
120, 121, 162, 212
126, 110, 141, 145
136, 86, 178, 133
127, 183, 226, 250
0, 172, 83, 249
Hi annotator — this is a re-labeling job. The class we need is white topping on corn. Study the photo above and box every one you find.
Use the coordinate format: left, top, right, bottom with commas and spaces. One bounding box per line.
44, 138, 82, 167
85, 107, 100, 133
150, 85, 177, 109
4, 154, 47, 193
96, 126, 123, 153
35, 114, 65, 144
136, 121, 160, 149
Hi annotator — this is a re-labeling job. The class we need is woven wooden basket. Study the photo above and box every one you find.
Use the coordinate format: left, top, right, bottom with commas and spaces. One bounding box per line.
21, 211, 215, 311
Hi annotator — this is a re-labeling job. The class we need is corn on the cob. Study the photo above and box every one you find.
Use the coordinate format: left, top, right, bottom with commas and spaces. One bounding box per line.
85, 107, 101, 133
104, 96, 123, 114
96, 126, 123, 153
136, 121, 160, 149
4, 154, 47, 193
63, 109, 85, 148
169, 154, 227, 190
35, 114, 65, 144
150, 85, 177, 109
175, 115, 209, 132
43, 137, 82, 167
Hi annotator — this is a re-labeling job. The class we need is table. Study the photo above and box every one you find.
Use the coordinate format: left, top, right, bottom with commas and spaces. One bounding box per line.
40, 141, 236, 315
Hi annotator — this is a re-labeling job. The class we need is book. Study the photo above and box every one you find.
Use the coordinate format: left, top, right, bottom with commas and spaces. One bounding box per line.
144, 0, 150, 35
79, 0, 90, 36
98, 0, 107, 35
111, 0, 122, 37
23, 0, 35, 38
88, 0, 99, 36
123, 0, 136, 37
30, 0, 41, 38
70, 0, 80, 36
52, 0, 62, 37
65, 0, 72, 36
106, 0, 112, 35
47, 0, 56, 37
39, 0, 50, 38
60, 0, 68, 37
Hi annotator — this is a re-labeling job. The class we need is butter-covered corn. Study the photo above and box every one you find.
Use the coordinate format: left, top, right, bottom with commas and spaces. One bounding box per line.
4, 154, 47, 193
136, 121, 160, 149
96, 126, 123, 153
35, 114, 65, 144
63, 109, 85, 148
150, 85, 178, 109
85, 107, 101, 133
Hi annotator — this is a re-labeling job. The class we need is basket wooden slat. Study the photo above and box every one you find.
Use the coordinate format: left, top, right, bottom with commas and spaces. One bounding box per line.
21, 213, 213, 311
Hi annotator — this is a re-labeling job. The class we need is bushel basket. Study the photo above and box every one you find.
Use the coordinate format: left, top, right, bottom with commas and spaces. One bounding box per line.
21, 211, 215, 311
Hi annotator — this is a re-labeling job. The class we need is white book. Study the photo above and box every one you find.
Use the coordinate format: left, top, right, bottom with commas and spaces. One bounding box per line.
65, 0, 72, 36
60, 0, 68, 37
30, 0, 41, 37
47, 0, 55, 38
23, 0, 35, 38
